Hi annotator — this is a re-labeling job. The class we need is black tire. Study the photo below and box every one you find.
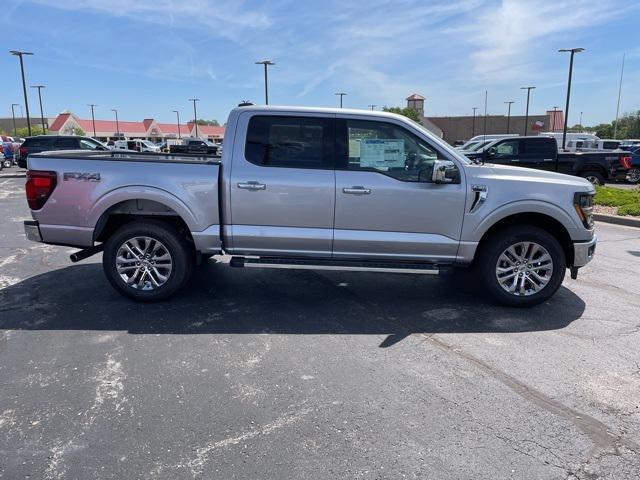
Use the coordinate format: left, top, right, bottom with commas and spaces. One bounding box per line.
580, 170, 605, 186
102, 220, 193, 302
627, 167, 640, 184
478, 225, 566, 307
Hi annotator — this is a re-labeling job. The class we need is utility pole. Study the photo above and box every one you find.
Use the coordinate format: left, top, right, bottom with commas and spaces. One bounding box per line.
614, 53, 625, 139
579, 111, 583, 127
335, 92, 347, 108
173, 110, 181, 139
368, 105, 377, 110
9, 50, 34, 136
559, 47, 584, 150
88, 104, 97, 138
30, 85, 46, 133
472, 107, 478, 136
111, 108, 120, 138
189, 99, 199, 138
255, 60, 275, 105
520, 86, 535, 135
483, 91, 488, 143
11, 103, 19, 137
504, 101, 514, 134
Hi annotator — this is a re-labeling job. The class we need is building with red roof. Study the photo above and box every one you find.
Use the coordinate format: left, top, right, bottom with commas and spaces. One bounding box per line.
48, 111, 224, 142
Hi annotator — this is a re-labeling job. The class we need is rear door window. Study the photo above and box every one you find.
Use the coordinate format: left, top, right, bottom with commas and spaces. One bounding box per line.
53, 138, 78, 149
245, 115, 333, 169
523, 138, 555, 157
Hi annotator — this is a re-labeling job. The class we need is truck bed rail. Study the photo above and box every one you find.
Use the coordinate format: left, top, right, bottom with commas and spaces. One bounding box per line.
28, 150, 221, 165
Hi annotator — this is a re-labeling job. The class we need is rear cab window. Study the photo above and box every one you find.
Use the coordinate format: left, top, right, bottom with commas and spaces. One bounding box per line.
245, 115, 333, 169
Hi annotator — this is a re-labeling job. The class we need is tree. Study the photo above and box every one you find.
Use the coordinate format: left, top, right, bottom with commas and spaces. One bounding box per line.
14, 125, 46, 137
195, 119, 220, 126
382, 106, 422, 124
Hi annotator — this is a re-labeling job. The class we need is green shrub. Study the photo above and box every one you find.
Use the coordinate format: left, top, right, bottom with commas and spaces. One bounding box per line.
594, 186, 640, 216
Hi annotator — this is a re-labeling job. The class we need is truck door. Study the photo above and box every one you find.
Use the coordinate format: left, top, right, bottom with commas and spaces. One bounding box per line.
228, 113, 335, 257
332, 117, 465, 262
518, 138, 557, 171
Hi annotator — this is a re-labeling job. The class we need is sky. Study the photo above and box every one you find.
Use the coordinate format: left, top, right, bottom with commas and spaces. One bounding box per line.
1, 0, 639, 127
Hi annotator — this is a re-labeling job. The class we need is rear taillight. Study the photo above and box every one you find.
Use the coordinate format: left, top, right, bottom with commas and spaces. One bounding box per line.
620, 155, 632, 170
26, 170, 57, 210
19, 146, 27, 158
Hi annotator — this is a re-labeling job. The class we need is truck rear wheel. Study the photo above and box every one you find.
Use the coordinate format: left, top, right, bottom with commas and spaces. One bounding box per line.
478, 225, 566, 307
102, 220, 193, 301
580, 171, 605, 186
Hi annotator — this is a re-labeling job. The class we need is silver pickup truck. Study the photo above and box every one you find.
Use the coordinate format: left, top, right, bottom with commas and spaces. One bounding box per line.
23, 106, 596, 306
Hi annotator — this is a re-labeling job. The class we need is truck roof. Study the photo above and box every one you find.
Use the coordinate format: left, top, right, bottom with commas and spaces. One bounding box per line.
230, 105, 408, 120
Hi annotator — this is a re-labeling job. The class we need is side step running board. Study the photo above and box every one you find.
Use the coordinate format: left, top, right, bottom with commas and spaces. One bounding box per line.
230, 257, 450, 275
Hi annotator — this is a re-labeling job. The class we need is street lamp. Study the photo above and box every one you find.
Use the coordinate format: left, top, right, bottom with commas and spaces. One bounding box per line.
335, 92, 347, 108
472, 107, 478, 136
189, 99, 199, 138
173, 110, 181, 139
9, 50, 34, 136
559, 48, 584, 150
504, 101, 514, 134
11, 103, 19, 137
30, 85, 46, 134
111, 108, 120, 138
255, 60, 275, 105
520, 86, 536, 135
87, 104, 97, 138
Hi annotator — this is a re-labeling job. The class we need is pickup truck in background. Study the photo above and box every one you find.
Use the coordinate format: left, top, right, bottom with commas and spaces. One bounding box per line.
169, 138, 219, 156
23, 106, 597, 307
464, 136, 631, 185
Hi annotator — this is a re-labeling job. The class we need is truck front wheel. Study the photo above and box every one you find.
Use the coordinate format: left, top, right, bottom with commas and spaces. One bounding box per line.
102, 220, 193, 301
478, 225, 566, 307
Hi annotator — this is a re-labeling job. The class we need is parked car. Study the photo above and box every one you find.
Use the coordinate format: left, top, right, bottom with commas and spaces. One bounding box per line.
619, 140, 640, 151
458, 134, 517, 151
464, 136, 631, 185
169, 138, 219, 155
627, 147, 640, 184
113, 139, 161, 153
17, 135, 108, 168
23, 106, 598, 307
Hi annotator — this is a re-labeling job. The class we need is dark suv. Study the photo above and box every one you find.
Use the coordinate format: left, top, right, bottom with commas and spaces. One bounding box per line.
18, 136, 108, 168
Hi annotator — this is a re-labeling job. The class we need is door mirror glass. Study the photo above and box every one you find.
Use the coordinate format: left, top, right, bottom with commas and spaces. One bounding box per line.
431, 160, 458, 184
486, 146, 497, 156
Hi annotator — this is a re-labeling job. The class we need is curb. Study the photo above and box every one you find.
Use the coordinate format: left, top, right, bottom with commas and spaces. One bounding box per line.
594, 213, 640, 228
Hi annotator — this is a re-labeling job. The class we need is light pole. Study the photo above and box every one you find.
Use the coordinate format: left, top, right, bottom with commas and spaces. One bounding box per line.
11, 103, 19, 137
559, 47, 584, 150
579, 111, 583, 127
520, 86, 535, 135
189, 99, 199, 138
504, 101, 514, 134
335, 92, 347, 108
111, 108, 120, 138
173, 110, 181, 139
551, 106, 559, 131
614, 53, 625, 139
30, 85, 46, 133
471, 107, 477, 136
255, 60, 275, 105
9, 50, 34, 136
88, 104, 97, 138
368, 105, 377, 110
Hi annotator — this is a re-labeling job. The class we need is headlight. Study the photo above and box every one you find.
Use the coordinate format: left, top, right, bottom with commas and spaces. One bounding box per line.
574, 192, 594, 229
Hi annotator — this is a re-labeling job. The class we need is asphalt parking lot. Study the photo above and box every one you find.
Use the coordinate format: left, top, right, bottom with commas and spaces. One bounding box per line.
1, 175, 639, 479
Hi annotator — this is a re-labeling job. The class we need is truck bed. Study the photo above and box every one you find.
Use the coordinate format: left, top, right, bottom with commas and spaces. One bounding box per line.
26, 150, 222, 252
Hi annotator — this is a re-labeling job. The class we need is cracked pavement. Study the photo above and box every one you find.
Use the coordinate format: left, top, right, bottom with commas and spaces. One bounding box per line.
1, 176, 639, 479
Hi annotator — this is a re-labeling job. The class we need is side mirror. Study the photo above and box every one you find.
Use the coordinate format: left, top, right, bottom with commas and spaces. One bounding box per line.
485, 146, 496, 157
431, 160, 458, 184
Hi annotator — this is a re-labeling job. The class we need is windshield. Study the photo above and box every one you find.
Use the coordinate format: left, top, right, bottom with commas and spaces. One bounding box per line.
141, 140, 156, 148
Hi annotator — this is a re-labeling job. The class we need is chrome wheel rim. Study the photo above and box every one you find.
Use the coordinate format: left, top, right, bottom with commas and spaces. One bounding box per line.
496, 242, 553, 297
115, 236, 172, 290
628, 168, 640, 183
584, 175, 600, 185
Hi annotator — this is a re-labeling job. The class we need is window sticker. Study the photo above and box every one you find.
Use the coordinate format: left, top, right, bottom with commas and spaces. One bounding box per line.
359, 139, 405, 170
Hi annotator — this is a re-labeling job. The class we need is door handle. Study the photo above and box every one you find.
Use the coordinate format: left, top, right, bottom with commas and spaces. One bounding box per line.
237, 181, 266, 190
343, 186, 371, 195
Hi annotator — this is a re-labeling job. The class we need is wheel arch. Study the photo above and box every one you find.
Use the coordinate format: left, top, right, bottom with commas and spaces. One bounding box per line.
476, 212, 574, 266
